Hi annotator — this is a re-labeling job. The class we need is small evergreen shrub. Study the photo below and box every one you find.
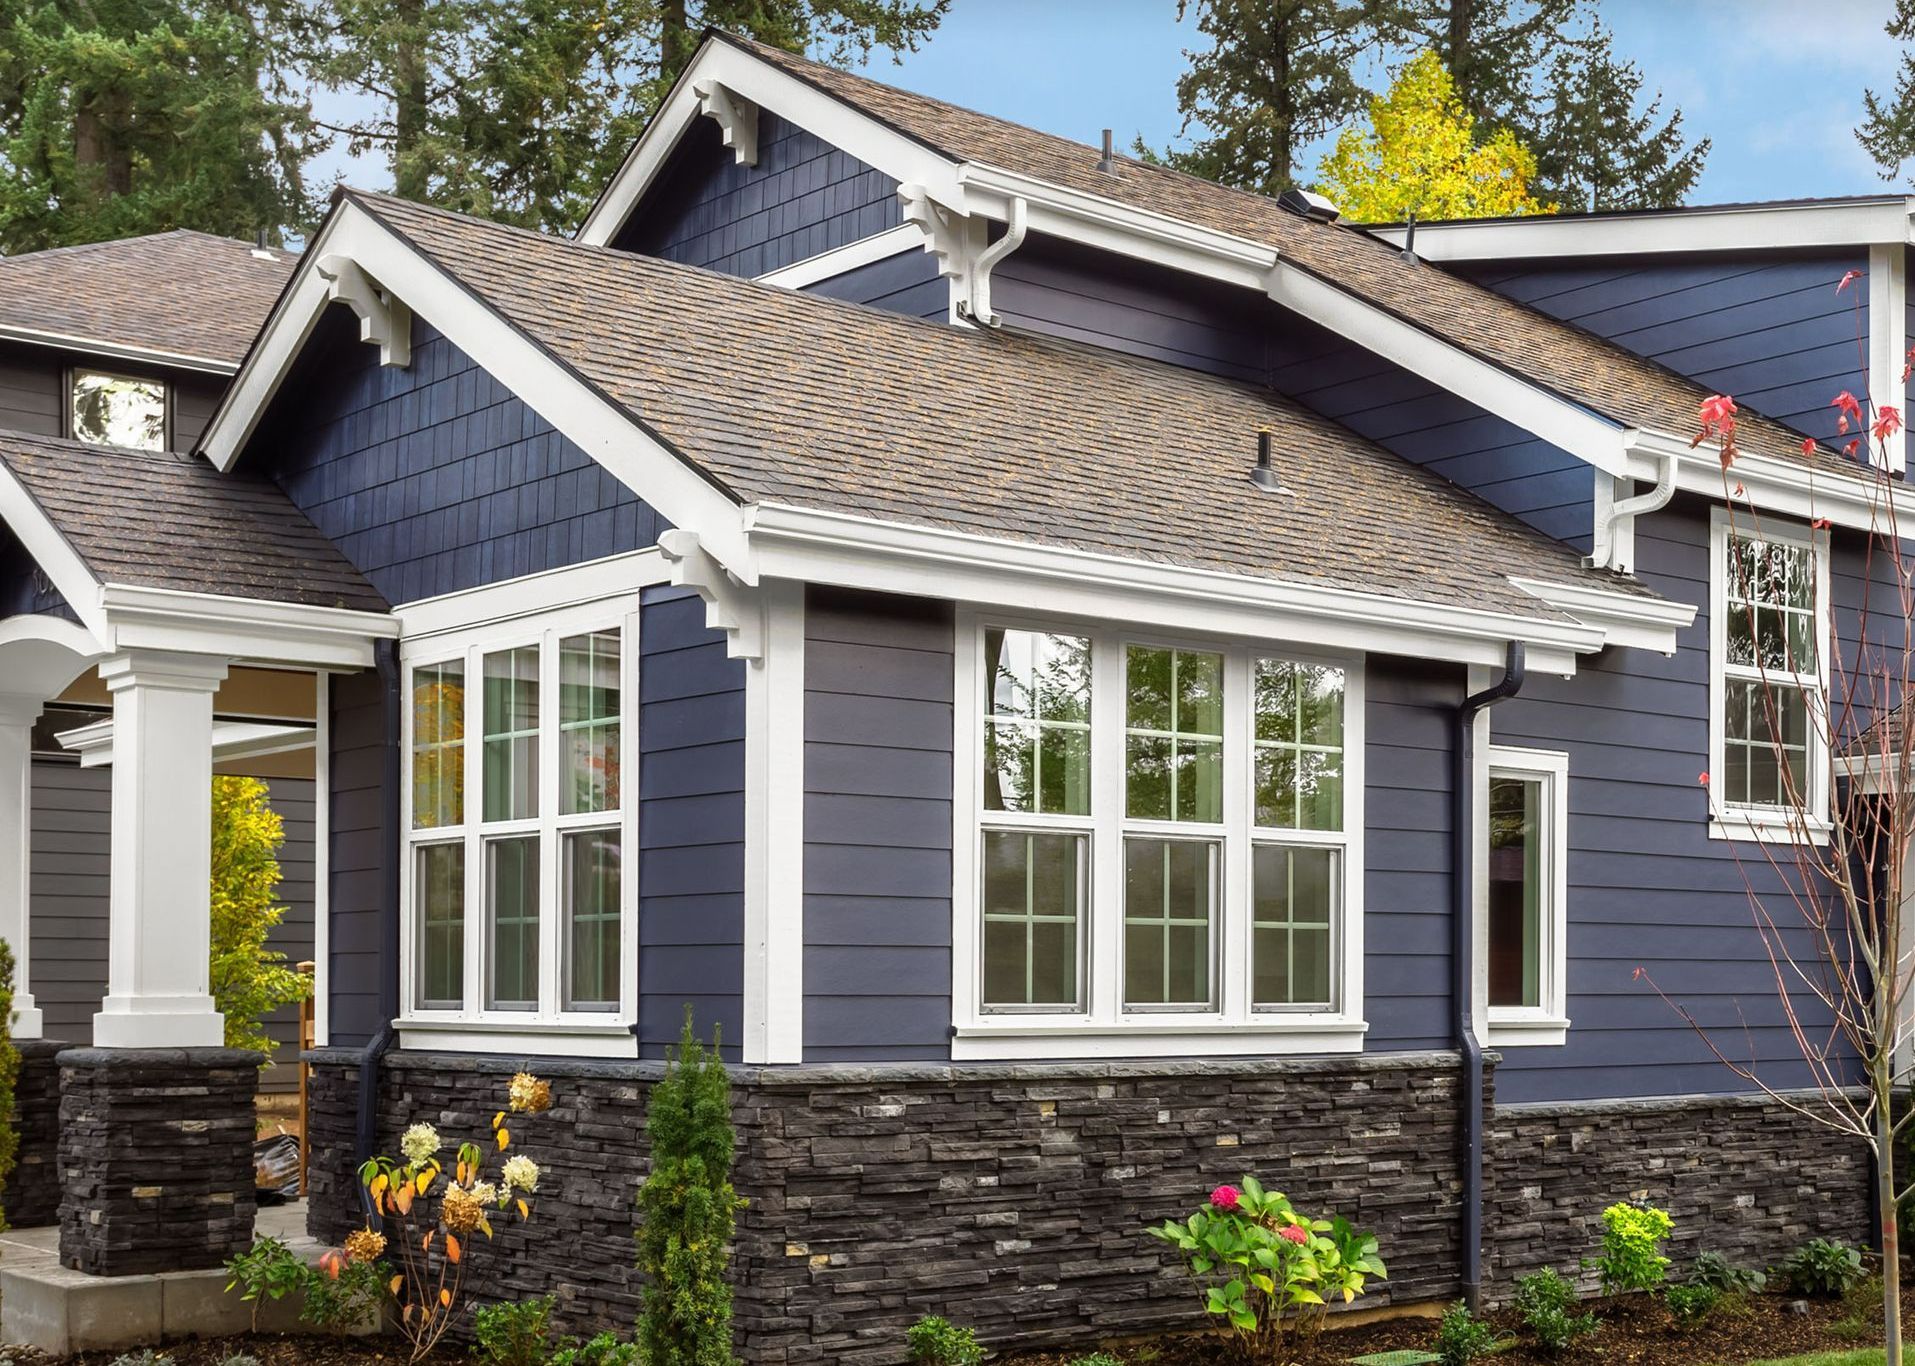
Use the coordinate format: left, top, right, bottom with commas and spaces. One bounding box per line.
108, 1353, 175, 1366
1513, 1268, 1598, 1351
547, 1333, 643, 1366
1432, 1302, 1499, 1366
473, 1295, 557, 1366
637, 1012, 746, 1366
1664, 1282, 1720, 1328
1782, 1237, 1867, 1297
905, 1316, 983, 1366
1595, 1202, 1673, 1295
1688, 1250, 1766, 1296
1831, 1273, 1886, 1341
217, 1355, 262, 1366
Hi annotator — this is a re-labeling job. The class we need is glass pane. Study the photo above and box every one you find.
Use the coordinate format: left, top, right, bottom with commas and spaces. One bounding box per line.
1726, 532, 1817, 671
563, 829, 621, 1011
486, 836, 540, 1010
1253, 845, 1337, 1008
1126, 646, 1224, 823
980, 831, 1082, 1008
415, 843, 465, 1008
561, 630, 622, 815
1124, 838, 1216, 1008
1126, 646, 1174, 733
70, 371, 165, 450
1253, 659, 1344, 831
1724, 680, 1811, 810
483, 647, 539, 822
983, 629, 1090, 816
1487, 776, 1543, 1009
411, 661, 465, 829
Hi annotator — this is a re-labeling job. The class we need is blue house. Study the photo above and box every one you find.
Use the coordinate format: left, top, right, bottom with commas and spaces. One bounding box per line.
0, 31, 1907, 1361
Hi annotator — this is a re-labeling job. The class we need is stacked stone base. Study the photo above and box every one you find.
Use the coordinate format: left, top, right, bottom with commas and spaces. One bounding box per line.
305, 1049, 1871, 1366
58, 1047, 262, 1276
6, 1038, 66, 1228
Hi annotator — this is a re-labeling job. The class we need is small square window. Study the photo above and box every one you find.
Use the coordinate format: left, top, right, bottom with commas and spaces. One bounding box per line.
70, 370, 167, 450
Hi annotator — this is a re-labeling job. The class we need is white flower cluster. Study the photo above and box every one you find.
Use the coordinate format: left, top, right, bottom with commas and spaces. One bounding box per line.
501, 1154, 540, 1195
400, 1123, 442, 1165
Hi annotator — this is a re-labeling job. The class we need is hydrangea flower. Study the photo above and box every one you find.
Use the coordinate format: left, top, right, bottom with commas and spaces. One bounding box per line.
501, 1154, 541, 1194
400, 1123, 442, 1165
441, 1184, 486, 1235
508, 1072, 553, 1113
1279, 1224, 1310, 1246
470, 1180, 501, 1208
1209, 1184, 1241, 1212
343, 1227, 387, 1263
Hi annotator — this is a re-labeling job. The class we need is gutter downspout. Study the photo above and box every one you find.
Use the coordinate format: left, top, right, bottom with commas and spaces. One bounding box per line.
1591, 450, 1677, 573
1455, 641, 1526, 1310
960, 196, 1027, 327
356, 638, 403, 1213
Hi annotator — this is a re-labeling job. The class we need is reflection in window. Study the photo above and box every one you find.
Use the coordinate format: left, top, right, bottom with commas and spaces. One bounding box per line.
982, 830, 1084, 1008
412, 661, 465, 829
1253, 659, 1344, 830
70, 371, 166, 450
1123, 837, 1217, 1008
561, 631, 622, 815
416, 843, 465, 1009
1488, 775, 1542, 1009
1126, 646, 1223, 822
486, 836, 540, 1011
1253, 845, 1335, 1008
563, 829, 621, 1010
983, 628, 1090, 815
1718, 527, 1822, 813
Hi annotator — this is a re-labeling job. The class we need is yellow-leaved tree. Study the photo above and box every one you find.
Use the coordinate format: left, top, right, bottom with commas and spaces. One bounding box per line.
1317, 50, 1553, 223
210, 776, 312, 1059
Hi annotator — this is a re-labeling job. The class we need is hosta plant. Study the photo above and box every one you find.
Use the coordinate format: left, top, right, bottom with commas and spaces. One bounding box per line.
354, 1071, 554, 1363
1146, 1176, 1386, 1361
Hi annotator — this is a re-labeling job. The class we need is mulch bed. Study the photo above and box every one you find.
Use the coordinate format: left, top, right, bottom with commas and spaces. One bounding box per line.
8, 1336, 416, 1366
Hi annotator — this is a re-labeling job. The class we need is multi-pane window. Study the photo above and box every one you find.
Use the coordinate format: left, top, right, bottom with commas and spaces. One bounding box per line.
69, 370, 167, 450
405, 616, 632, 1022
967, 622, 1358, 1031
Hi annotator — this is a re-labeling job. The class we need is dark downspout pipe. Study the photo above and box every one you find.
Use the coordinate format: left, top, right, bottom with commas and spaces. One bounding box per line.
356, 639, 403, 1205
1454, 641, 1525, 1310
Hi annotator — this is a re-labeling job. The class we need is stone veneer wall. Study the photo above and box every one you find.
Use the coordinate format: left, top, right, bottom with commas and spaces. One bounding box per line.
6, 1038, 65, 1228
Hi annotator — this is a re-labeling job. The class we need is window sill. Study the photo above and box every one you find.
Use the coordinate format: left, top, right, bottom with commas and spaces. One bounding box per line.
1486, 1014, 1570, 1048
396, 1017, 637, 1059
1708, 811, 1832, 845
950, 1018, 1367, 1061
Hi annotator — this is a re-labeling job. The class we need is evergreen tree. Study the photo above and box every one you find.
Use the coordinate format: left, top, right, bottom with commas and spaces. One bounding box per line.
1393, 0, 1576, 133
0, 0, 318, 252
1860, 0, 1915, 183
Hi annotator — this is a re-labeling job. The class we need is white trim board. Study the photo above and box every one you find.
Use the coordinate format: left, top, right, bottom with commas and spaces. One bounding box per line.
756, 225, 925, 290
0, 323, 240, 376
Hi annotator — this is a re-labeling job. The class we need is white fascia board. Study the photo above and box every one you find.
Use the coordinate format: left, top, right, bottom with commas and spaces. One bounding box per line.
201, 201, 755, 578
1506, 576, 1696, 655
1626, 427, 1915, 534
394, 547, 670, 639
757, 224, 925, 289
1367, 198, 1914, 261
578, 39, 965, 247
99, 583, 397, 671
0, 460, 108, 640
0, 323, 239, 376
61, 717, 315, 769
744, 502, 1598, 674
1267, 260, 1632, 478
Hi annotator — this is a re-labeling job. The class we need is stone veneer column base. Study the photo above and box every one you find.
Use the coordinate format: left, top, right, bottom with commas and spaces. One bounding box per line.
7, 1038, 67, 1228
57, 1047, 262, 1276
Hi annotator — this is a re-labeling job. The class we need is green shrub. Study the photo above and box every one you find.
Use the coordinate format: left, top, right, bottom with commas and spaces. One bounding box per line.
1595, 1202, 1673, 1295
1783, 1238, 1868, 1297
209, 776, 312, 1059
300, 1252, 388, 1335
1688, 1250, 1766, 1296
637, 1012, 746, 1366
0, 942, 21, 1236
1513, 1268, 1598, 1352
108, 1353, 175, 1366
1831, 1273, 1886, 1341
547, 1334, 643, 1366
473, 1296, 557, 1366
1433, 1302, 1500, 1366
1068, 1355, 1124, 1366
905, 1316, 983, 1366
224, 1236, 310, 1330
217, 1355, 262, 1366
1664, 1282, 1719, 1328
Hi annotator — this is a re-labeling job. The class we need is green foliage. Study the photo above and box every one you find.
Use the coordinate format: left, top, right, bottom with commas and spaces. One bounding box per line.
222, 1235, 384, 1335
1512, 1268, 1597, 1352
637, 1012, 745, 1366
1067, 1354, 1125, 1366
1664, 1282, 1720, 1329
1830, 1274, 1885, 1343
1689, 1250, 1767, 1296
546, 1333, 642, 1366
108, 1353, 175, 1366
209, 776, 312, 1060
0, 941, 21, 1237
1862, 0, 1915, 184
1145, 1176, 1386, 1361
1782, 1238, 1867, 1298
217, 1355, 262, 1366
904, 1316, 983, 1366
1432, 1302, 1499, 1366
473, 1295, 557, 1366
224, 1236, 309, 1330
1349, 1352, 1442, 1366
1596, 1202, 1673, 1295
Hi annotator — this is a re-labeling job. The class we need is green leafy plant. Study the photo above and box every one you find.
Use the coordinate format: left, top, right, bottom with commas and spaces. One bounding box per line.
1664, 1282, 1720, 1329
1068, 1355, 1125, 1366
1782, 1238, 1868, 1298
209, 776, 312, 1059
0, 941, 21, 1237
474, 1295, 557, 1366
1147, 1176, 1386, 1361
1513, 1268, 1598, 1352
1833, 1274, 1887, 1342
546, 1334, 643, 1366
224, 1236, 309, 1330
637, 1012, 746, 1366
108, 1354, 175, 1366
905, 1316, 983, 1366
217, 1355, 262, 1366
1595, 1202, 1673, 1295
1688, 1250, 1767, 1296
1432, 1302, 1500, 1366
1350, 1352, 1442, 1366
299, 1251, 389, 1335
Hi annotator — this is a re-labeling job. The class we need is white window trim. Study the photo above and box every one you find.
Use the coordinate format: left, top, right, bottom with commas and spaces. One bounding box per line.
950, 609, 1367, 1060
1477, 744, 1570, 1049
1706, 508, 1832, 844
397, 597, 640, 1055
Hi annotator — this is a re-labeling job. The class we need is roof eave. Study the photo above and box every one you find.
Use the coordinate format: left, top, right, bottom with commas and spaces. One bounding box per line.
0, 322, 239, 376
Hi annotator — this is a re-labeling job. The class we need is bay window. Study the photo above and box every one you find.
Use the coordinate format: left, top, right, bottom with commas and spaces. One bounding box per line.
956, 614, 1364, 1058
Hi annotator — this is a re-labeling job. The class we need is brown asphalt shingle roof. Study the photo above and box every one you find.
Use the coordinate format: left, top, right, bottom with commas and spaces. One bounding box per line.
0, 230, 295, 368
715, 33, 1859, 480
351, 191, 1651, 623
0, 430, 385, 612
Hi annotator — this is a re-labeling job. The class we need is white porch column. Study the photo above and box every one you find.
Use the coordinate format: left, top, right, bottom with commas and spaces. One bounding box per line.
92, 651, 230, 1049
0, 694, 45, 1039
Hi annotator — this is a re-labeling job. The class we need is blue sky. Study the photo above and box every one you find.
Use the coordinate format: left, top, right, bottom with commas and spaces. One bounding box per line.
316, 0, 1915, 207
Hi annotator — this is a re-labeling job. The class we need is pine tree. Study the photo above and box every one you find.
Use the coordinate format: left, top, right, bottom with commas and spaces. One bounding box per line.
1859, 0, 1915, 183
0, 0, 318, 252
1394, 0, 1577, 133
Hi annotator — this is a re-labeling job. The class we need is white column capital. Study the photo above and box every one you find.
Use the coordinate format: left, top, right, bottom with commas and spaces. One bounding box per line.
97, 651, 230, 696
0, 693, 44, 729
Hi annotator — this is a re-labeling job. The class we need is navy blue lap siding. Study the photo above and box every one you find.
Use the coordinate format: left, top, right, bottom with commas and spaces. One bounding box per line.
616, 112, 901, 278
248, 308, 662, 605
0, 524, 70, 618
638, 585, 745, 1060
800, 248, 949, 321
327, 666, 389, 1047
802, 586, 954, 1062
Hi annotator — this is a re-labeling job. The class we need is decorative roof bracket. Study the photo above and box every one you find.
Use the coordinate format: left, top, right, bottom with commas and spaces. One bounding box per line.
897, 185, 1027, 327
316, 255, 411, 368
658, 529, 764, 661
694, 80, 759, 166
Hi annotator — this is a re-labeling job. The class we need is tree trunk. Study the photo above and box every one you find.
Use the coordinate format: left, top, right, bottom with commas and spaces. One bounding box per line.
1880, 1096, 1903, 1365
661, 0, 693, 85
1270, 4, 1292, 191
392, 0, 429, 201
1446, 0, 1475, 118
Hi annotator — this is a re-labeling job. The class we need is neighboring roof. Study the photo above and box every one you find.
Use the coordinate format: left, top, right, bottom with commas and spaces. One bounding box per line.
340, 191, 1651, 624
0, 429, 385, 611
0, 230, 296, 371
704, 33, 1866, 482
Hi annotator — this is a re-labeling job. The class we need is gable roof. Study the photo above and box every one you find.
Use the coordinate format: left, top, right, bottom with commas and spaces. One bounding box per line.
328, 191, 1649, 629
0, 230, 296, 372
0, 429, 385, 612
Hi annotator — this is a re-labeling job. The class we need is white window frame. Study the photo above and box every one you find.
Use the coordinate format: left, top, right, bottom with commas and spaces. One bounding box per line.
951, 609, 1367, 1060
1707, 508, 1832, 844
1477, 744, 1570, 1049
398, 597, 640, 1055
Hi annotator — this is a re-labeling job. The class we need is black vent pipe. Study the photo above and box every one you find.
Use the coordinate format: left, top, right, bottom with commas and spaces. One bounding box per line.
1454, 640, 1524, 1309
356, 638, 403, 1209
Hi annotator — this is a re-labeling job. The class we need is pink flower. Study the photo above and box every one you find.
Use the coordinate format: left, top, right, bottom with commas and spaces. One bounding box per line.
1697, 772, 1709, 787
1279, 1225, 1310, 1246
1838, 269, 1864, 294
1209, 1185, 1241, 1212
1802, 437, 1818, 457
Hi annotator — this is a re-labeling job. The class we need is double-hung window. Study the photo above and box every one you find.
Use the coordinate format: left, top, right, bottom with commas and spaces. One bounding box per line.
1708, 511, 1830, 840
403, 607, 637, 1043
958, 615, 1364, 1058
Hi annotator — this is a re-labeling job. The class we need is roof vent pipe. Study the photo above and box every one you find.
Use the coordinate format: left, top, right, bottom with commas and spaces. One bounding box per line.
1249, 428, 1291, 494
1097, 128, 1117, 175
1401, 211, 1419, 264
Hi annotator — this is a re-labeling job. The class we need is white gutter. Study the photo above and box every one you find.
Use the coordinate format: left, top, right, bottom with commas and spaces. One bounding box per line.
960, 197, 1026, 327
1592, 448, 1678, 573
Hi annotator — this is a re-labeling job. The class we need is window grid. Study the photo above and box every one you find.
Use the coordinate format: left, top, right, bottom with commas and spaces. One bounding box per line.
1252, 659, 1345, 832
980, 829, 1086, 1009
1251, 843, 1337, 1011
